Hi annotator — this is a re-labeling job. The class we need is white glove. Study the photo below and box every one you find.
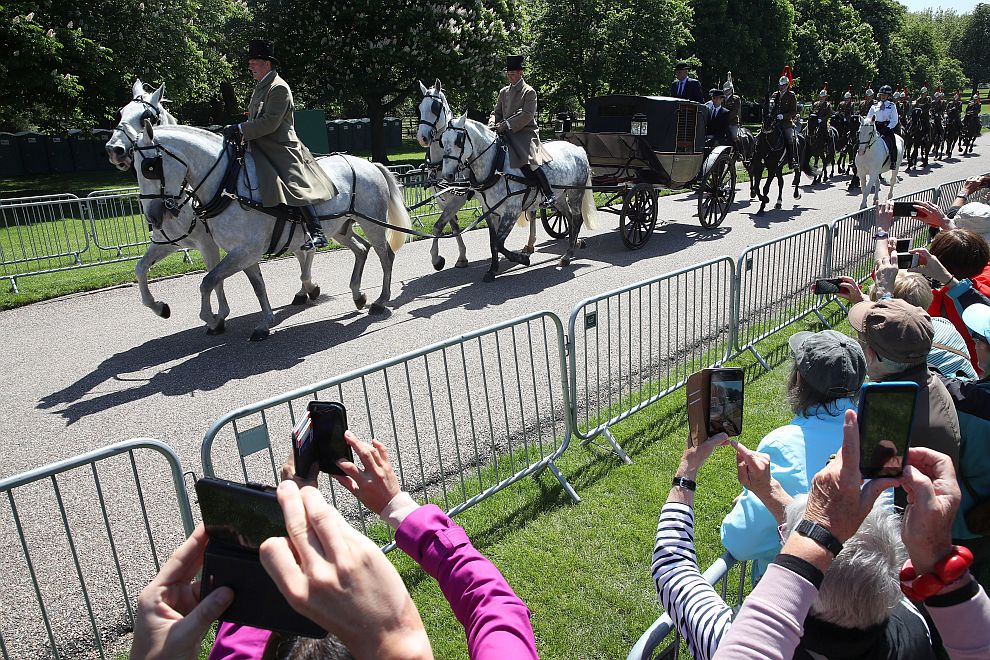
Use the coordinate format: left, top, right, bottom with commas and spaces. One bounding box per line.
776, 114, 784, 120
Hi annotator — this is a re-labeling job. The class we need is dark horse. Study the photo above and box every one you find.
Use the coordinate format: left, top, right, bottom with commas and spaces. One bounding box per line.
905, 107, 930, 170
843, 114, 861, 189
929, 112, 946, 160
734, 126, 756, 169
943, 110, 963, 159
748, 113, 812, 214
962, 112, 981, 154
803, 113, 837, 183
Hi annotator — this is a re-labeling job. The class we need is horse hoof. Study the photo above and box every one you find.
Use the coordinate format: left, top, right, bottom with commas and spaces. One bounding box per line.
454, 258, 469, 268
159, 303, 171, 319
482, 271, 496, 283
433, 256, 445, 271
559, 256, 572, 267
291, 293, 308, 306
515, 253, 531, 267
206, 319, 225, 336
369, 303, 388, 316
308, 286, 320, 300
775, 202, 783, 209
578, 238, 587, 249
522, 245, 535, 255
249, 328, 270, 342
354, 293, 367, 310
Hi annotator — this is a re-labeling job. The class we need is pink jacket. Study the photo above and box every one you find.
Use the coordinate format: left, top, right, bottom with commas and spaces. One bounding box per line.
209, 503, 538, 659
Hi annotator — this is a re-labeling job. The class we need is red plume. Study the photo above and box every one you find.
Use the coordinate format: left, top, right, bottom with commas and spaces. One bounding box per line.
780, 65, 793, 87
848, 84, 853, 92
824, 81, 828, 92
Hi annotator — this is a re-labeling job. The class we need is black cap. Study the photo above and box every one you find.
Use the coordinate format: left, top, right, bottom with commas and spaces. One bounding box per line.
505, 55, 524, 71
674, 62, 689, 72
247, 38, 278, 67
711, 88, 725, 98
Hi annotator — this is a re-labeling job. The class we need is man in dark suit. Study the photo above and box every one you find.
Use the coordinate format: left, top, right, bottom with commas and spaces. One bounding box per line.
704, 89, 732, 146
670, 62, 704, 103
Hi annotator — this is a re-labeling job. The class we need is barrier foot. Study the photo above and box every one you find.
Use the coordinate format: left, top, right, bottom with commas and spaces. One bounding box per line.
182, 249, 192, 264
748, 346, 771, 372
813, 308, 831, 329
7, 277, 17, 294
603, 427, 633, 464
546, 461, 581, 504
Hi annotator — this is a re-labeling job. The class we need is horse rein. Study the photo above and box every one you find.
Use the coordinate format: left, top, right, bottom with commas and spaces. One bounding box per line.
111, 98, 166, 158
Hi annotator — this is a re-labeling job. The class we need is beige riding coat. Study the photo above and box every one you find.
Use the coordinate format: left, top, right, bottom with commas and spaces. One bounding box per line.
241, 70, 336, 207
490, 78, 552, 169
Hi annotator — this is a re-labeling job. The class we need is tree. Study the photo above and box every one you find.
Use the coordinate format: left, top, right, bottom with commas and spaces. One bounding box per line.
253, 0, 515, 163
525, 0, 693, 115
792, 0, 877, 98
900, 11, 968, 94
956, 3, 990, 88
689, 0, 794, 99
849, 0, 909, 87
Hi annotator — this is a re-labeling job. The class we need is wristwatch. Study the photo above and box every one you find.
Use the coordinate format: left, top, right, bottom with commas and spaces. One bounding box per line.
873, 229, 889, 240
796, 519, 843, 556
672, 476, 697, 491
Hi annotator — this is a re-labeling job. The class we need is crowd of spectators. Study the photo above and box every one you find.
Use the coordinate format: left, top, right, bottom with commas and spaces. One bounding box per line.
126, 176, 990, 659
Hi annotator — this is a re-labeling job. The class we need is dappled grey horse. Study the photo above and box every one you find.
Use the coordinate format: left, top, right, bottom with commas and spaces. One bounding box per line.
135, 122, 410, 340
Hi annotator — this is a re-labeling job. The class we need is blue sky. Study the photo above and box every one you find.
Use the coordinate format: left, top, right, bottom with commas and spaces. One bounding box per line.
901, 0, 981, 11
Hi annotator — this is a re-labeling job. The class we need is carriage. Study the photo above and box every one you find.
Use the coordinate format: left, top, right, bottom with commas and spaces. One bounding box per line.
546, 95, 737, 249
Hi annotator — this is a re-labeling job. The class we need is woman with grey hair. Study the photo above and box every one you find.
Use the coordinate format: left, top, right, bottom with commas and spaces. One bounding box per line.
652, 424, 934, 659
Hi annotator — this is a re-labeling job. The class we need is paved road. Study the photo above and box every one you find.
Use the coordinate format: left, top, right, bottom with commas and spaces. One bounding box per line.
1, 139, 988, 658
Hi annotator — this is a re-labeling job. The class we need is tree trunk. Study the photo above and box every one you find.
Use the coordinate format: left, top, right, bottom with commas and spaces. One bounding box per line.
220, 80, 240, 122
367, 100, 388, 164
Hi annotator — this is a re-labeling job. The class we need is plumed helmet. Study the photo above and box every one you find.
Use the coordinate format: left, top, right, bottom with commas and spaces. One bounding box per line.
779, 75, 789, 86
865, 88, 875, 97
879, 84, 892, 95
844, 84, 853, 99
779, 65, 792, 88
935, 90, 944, 98
921, 86, 929, 94
892, 91, 901, 99
820, 90, 828, 97
723, 71, 734, 92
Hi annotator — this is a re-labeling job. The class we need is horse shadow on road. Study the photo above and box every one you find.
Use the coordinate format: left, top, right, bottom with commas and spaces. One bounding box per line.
37, 303, 385, 424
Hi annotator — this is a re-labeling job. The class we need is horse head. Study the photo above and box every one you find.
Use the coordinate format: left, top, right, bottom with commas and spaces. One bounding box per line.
857, 116, 876, 156
106, 78, 174, 170
416, 79, 451, 149
439, 112, 472, 183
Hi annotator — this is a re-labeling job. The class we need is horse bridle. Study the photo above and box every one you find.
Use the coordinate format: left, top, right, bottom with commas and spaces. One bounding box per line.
112, 98, 165, 158
441, 125, 501, 174
418, 93, 449, 141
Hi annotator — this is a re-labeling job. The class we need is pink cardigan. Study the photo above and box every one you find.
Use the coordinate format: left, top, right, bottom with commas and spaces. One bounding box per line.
209, 503, 538, 659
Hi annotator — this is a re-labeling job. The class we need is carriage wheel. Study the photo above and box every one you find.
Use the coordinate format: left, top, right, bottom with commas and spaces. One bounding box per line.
620, 184, 658, 250
540, 207, 571, 239
698, 157, 736, 229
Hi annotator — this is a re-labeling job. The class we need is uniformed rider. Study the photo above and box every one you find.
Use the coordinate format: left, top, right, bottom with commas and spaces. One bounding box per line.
948, 90, 964, 117
490, 55, 556, 208
812, 86, 832, 121
769, 71, 799, 167
932, 88, 947, 119
966, 91, 982, 118
859, 87, 875, 116
895, 90, 910, 123
722, 72, 742, 144
914, 86, 932, 122
866, 84, 899, 166
704, 88, 732, 147
222, 39, 335, 250
838, 86, 855, 118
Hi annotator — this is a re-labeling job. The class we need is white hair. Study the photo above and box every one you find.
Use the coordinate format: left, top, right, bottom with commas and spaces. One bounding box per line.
782, 494, 906, 629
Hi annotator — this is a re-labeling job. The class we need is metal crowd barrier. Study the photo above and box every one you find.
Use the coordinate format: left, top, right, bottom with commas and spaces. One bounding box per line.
0, 439, 193, 660
732, 224, 833, 369
201, 310, 578, 550
567, 257, 735, 461
937, 176, 990, 213
627, 553, 749, 660
0, 196, 93, 291
395, 168, 483, 229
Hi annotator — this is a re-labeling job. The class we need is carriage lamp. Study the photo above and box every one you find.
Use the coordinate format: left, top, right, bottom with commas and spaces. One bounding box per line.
631, 113, 648, 136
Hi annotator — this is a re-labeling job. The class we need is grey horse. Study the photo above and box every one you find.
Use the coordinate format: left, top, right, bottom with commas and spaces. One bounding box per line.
439, 114, 598, 281
135, 122, 410, 340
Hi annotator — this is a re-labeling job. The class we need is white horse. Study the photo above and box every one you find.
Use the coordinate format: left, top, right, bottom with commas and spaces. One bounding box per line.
439, 114, 598, 281
135, 122, 410, 340
855, 117, 904, 209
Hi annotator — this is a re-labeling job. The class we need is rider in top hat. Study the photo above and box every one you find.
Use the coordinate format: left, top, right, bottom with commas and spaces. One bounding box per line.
704, 88, 732, 147
223, 38, 335, 250
722, 72, 742, 144
859, 86, 875, 116
866, 84, 899, 166
490, 54, 556, 208
769, 67, 799, 167
670, 62, 705, 103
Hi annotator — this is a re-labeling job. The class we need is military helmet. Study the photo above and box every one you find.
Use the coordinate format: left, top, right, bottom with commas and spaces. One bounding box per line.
778, 75, 789, 86
921, 86, 929, 94
935, 90, 944, 98
892, 91, 901, 99
865, 88, 875, 97
844, 91, 852, 99
723, 71, 735, 93
819, 89, 828, 98
879, 84, 893, 95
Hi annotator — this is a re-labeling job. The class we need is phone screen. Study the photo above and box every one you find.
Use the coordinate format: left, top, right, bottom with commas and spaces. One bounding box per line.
708, 368, 744, 437
858, 384, 917, 478
308, 402, 352, 476
196, 478, 285, 550
892, 202, 918, 217
895, 238, 911, 254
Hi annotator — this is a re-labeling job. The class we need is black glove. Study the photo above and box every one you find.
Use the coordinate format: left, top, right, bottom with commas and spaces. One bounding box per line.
222, 124, 242, 142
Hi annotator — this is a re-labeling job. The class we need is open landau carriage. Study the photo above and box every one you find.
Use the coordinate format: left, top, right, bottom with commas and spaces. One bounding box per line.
550, 95, 736, 249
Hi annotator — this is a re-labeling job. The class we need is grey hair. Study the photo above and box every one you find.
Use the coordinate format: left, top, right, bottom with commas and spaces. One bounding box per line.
782, 494, 906, 629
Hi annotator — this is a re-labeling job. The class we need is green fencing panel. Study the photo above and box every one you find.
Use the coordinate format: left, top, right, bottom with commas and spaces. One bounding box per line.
294, 109, 329, 155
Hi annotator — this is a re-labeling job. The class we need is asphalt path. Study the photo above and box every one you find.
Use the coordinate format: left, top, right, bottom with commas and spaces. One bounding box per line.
1, 138, 989, 658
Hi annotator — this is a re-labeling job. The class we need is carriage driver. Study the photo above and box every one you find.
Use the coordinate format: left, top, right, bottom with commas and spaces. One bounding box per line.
769, 72, 799, 168
866, 85, 899, 166
490, 55, 556, 209
222, 39, 335, 250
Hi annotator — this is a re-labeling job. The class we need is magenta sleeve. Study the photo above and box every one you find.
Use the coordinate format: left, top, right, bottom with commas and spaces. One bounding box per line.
208, 622, 271, 660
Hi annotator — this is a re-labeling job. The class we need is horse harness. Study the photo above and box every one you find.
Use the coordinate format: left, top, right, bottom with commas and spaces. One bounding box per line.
112, 98, 167, 158
418, 93, 449, 142
442, 126, 540, 212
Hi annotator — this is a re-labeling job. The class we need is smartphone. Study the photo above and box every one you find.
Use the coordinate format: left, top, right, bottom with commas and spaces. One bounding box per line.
306, 401, 353, 476
708, 368, 744, 437
857, 382, 919, 478
195, 477, 325, 637
896, 252, 920, 269
813, 278, 843, 295
892, 202, 918, 217
895, 238, 911, 254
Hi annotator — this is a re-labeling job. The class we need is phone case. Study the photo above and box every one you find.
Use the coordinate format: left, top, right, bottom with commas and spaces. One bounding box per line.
686, 369, 712, 448
307, 401, 353, 476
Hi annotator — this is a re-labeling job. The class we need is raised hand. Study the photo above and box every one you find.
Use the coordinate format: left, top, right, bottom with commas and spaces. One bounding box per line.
333, 431, 402, 515
899, 447, 961, 575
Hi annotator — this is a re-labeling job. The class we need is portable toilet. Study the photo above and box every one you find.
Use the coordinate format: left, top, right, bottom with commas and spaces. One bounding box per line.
325, 120, 340, 152
384, 117, 402, 149
337, 119, 353, 152
69, 129, 102, 171
16, 132, 51, 175
293, 109, 329, 155
352, 118, 370, 152
0, 132, 24, 177
46, 134, 76, 173
91, 129, 117, 170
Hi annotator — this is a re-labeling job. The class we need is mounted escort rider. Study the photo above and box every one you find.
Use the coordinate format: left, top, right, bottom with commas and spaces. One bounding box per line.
489, 54, 556, 208
769, 68, 799, 168
914, 86, 932, 127
222, 39, 335, 250
859, 86, 875, 117
932, 87, 947, 119
722, 72, 742, 144
704, 88, 732, 147
867, 84, 900, 167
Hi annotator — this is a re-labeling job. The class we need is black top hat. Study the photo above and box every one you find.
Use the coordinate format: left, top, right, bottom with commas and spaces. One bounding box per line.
711, 88, 725, 98
674, 62, 689, 71
504, 55, 525, 71
247, 38, 279, 66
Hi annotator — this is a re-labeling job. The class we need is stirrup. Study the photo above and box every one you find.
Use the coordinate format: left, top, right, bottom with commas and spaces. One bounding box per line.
541, 194, 557, 209
301, 229, 328, 251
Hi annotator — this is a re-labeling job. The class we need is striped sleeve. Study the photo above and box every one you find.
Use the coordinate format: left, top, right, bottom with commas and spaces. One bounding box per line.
651, 503, 734, 660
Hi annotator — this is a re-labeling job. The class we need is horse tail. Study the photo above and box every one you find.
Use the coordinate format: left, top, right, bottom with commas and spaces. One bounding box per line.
581, 173, 600, 230
373, 163, 411, 253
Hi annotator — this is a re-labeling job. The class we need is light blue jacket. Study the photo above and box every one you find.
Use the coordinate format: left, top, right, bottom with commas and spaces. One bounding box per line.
720, 398, 856, 583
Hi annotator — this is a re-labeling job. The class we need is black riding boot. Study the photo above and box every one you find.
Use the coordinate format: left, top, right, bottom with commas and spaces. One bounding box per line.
881, 128, 897, 167
533, 166, 557, 209
300, 205, 328, 250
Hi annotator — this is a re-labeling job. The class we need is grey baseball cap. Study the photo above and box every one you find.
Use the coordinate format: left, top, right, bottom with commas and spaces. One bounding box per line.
788, 330, 867, 396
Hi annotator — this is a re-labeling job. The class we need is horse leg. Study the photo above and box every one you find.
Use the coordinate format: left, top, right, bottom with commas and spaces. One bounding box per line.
367, 233, 396, 315
199, 239, 231, 320
859, 170, 870, 209
496, 209, 529, 266
522, 209, 537, 254
451, 220, 469, 268
135, 241, 177, 319
560, 192, 581, 267
430, 213, 448, 271
483, 218, 501, 283
199, 251, 258, 335
290, 250, 319, 305
237, 263, 274, 341
334, 227, 371, 310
